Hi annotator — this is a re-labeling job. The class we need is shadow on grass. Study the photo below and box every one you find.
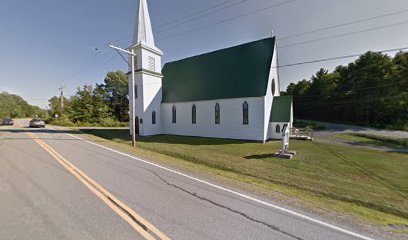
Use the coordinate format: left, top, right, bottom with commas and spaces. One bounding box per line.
79, 128, 251, 146
244, 154, 277, 160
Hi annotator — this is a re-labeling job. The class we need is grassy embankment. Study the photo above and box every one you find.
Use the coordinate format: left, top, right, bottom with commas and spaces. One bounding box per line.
78, 128, 408, 232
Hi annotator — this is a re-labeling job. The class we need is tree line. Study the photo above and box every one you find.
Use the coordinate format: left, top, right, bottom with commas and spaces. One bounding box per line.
0, 92, 45, 119
47, 51, 407, 129
48, 71, 129, 127
283, 51, 408, 130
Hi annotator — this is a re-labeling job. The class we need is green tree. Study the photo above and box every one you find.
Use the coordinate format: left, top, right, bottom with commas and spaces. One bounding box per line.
0, 92, 45, 118
69, 85, 95, 123
48, 96, 70, 117
285, 50, 407, 130
97, 71, 129, 122
390, 52, 408, 128
69, 85, 111, 124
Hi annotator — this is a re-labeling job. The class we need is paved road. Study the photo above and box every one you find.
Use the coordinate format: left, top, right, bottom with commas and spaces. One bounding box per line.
0, 125, 378, 240
306, 120, 408, 139
306, 121, 408, 153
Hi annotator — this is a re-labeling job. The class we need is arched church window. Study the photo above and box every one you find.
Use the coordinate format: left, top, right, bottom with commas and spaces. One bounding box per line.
215, 103, 220, 125
276, 124, 281, 133
172, 105, 177, 123
271, 79, 276, 96
192, 105, 197, 124
152, 111, 156, 125
243, 102, 249, 125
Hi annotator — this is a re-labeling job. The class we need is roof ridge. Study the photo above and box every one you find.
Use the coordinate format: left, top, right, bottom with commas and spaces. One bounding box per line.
164, 37, 275, 66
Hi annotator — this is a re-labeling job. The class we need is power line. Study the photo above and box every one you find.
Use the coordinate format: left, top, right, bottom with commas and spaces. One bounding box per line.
294, 79, 408, 99
279, 20, 408, 49
108, 2, 408, 52
61, 51, 117, 88
274, 46, 408, 68
59, 50, 113, 84
156, 0, 296, 42
155, 0, 249, 34
109, 0, 246, 45
155, 0, 239, 29
114, 48, 131, 68
278, 8, 408, 41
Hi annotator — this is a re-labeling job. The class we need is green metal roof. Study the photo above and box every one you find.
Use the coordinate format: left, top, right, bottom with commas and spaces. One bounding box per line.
162, 37, 276, 103
270, 96, 293, 122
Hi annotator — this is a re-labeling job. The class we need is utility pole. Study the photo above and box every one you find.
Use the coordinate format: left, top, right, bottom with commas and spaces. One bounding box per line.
58, 85, 65, 110
108, 43, 137, 147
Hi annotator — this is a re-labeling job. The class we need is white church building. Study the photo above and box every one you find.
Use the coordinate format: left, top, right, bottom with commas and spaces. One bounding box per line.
127, 0, 293, 142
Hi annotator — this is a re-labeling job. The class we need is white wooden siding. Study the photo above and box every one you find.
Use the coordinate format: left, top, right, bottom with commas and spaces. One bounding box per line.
161, 97, 266, 141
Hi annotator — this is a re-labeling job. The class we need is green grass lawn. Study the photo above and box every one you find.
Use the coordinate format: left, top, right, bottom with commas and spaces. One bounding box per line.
79, 128, 408, 229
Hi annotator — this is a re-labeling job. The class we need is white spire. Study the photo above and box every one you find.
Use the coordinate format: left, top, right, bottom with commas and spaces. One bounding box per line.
133, 0, 156, 47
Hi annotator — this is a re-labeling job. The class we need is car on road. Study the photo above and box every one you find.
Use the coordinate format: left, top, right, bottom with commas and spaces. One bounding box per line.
0, 118, 14, 126
29, 118, 45, 128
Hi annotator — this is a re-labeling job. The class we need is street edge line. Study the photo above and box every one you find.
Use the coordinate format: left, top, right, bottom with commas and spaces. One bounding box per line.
62, 130, 376, 240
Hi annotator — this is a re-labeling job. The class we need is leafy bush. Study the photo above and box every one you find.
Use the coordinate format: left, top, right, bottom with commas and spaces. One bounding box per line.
98, 117, 128, 127
47, 115, 128, 128
46, 115, 75, 127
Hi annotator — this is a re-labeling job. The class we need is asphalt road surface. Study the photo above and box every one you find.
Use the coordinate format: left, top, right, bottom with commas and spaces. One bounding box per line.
0, 123, 379, 240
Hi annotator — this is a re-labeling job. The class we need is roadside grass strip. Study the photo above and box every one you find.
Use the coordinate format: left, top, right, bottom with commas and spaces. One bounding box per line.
64, 130, 377, 240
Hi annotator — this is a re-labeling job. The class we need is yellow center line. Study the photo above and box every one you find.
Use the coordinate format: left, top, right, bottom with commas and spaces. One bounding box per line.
26, 132, 171, 240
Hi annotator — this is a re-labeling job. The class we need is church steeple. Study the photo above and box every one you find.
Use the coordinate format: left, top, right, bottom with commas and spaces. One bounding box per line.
128, 0, 163, 137
133, 0, 156, 48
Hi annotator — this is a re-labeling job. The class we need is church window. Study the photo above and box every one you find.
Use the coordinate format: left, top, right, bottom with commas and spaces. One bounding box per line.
148, 56, 155, 71
134, 85, 138, 99
276, 124, 281, 133
152, 111, 156, 125
243, 102, 249, 125
215, 103, 220, 124
134, 56, 138, 69
192, 105, 197, 124
272, 79, 276, 96
172, 105, 176, 123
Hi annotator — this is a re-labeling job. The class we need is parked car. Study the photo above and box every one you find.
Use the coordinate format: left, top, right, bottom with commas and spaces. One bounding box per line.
0, 118, 14, 126
29, 118, 45, 128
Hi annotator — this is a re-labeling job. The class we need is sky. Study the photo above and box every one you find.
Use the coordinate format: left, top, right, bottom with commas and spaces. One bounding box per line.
0, 0, 407, 108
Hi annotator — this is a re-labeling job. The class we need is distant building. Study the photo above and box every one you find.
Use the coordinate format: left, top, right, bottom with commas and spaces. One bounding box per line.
127, 0, 293, 142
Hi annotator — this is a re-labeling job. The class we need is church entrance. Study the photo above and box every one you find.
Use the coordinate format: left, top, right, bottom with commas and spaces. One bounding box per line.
135, 117, 140, 135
